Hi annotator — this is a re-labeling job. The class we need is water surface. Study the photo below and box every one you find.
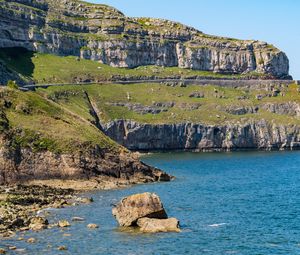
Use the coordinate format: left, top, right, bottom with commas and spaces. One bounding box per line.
3, 151, 300, 254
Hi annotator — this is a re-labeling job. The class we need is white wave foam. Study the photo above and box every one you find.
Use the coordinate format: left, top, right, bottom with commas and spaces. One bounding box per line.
208, 223, 228, 227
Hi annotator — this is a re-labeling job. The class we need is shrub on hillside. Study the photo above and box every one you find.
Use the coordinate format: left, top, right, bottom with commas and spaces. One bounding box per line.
7, 80, 19, 89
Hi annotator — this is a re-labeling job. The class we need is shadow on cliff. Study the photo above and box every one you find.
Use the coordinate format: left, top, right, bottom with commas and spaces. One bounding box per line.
0, 47, 34, 79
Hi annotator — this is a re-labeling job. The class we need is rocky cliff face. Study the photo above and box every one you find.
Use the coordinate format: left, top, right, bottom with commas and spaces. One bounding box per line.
0, 127, 170, 185
104, 120, 300, 151
0, 0, 291, 78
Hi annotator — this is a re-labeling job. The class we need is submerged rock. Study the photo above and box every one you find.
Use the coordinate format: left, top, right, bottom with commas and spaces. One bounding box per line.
58, 220, 70, 228
87, 224, 99, 229
137, 217, 180, 233
27, 237, 36, 243
112, 192, 167, 227
58, 246, 68, 251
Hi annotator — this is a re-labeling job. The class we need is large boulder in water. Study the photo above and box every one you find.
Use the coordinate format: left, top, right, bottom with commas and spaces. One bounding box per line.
137, 217, 180, 233
112, 192, 168, 227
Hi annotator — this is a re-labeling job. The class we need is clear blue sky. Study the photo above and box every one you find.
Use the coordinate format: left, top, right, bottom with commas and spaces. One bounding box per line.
89, 0, 300, 79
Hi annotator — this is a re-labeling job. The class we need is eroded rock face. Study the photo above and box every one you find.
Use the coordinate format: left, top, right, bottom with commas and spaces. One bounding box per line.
0, 136, 171, 185
112, 192, 168, 227
223, 105, 259, 115
0, 0, 291, 78
107, 102, 174, 115
137, 217, 180, 233
104, 119, 300, 151
261, 102, 300, 116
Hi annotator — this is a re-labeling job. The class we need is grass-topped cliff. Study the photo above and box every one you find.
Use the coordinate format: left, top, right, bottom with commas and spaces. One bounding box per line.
0, 87, 117, 153
0, 0, 291, 79
0, 47, 276, 86
0, 86, 171, 184
14, 80, 298, 152
36, 82, 299, 126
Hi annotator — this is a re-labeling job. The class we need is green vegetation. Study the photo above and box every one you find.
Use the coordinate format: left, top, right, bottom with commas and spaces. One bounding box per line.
0, 87, 118, 154
36, 83, 299, 126
6, 80, 18, 89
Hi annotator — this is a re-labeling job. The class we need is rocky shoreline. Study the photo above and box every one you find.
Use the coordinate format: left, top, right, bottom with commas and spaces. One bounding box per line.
0, 171, 174, 239
0, 184, 78, 238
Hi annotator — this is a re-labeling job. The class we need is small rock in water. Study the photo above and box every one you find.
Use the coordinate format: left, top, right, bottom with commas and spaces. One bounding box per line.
58, 246, 68, 251
87, 224, 99, 229
58, 220, 70, 228
29, 217, 49, 231
27, 237, 36, 243
112, 192, 180, 233
0, 248, 6, 254
78, 197, 94, 204
8, 246, 17, 250
112, 192, 167, 227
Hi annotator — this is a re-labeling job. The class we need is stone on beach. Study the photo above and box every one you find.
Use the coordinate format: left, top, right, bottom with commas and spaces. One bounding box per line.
29, 217, 48, 231
112, 192, 167, 227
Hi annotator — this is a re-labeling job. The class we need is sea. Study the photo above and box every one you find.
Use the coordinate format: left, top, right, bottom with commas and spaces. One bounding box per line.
2, 151, 300, 254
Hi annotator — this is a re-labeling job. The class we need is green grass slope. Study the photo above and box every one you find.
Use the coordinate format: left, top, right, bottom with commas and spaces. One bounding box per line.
0, 87, 118, 154
36, 82, 300, 126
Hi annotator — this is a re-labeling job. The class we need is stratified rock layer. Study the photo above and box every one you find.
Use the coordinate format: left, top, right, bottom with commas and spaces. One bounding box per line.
104, 119, 300, 151
0, 0, 290, 78
0, 132, 170, 184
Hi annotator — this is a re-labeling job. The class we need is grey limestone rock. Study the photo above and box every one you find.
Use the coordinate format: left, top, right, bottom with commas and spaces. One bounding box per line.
0, 0, 291, 79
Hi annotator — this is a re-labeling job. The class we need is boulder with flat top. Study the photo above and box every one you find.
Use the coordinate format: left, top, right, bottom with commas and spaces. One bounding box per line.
112, 192, 167, 227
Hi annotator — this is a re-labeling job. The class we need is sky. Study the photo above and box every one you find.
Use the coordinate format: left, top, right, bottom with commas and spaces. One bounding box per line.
90, 0, 300, 79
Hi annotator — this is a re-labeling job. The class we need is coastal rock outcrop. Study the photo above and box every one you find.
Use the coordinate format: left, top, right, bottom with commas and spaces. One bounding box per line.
104, 119, 300, 151
0, 89, 172, 186
0, 0, 291, 79
0, 134, 171, 185
112, 192, 168, 227
112, 192, 180, 233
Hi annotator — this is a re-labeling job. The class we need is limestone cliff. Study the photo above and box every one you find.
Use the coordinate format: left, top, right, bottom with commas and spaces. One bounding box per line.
104, 120, 300, 151
0, 0, 291, 79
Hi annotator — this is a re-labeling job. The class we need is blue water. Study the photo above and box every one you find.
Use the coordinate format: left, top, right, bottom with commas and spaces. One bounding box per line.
3, 151, 300, 254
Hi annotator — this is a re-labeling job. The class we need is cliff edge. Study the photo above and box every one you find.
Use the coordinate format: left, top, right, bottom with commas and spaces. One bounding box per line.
0, 0, 291, 79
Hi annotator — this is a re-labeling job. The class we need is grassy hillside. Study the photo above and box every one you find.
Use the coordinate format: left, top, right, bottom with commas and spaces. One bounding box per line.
0, 47, 270, 85
0, 87, 118, 154
35, 82, 299, 126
